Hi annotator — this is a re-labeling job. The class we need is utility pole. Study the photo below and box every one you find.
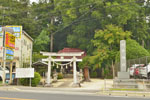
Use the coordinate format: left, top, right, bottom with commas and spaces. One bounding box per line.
50, 0, 54, 52
50, 17, 54, 52
9, 61, 13, 84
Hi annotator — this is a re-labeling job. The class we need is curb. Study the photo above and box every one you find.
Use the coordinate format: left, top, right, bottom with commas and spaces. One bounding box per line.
0, 87, 20, 91
0, 86, 99, 94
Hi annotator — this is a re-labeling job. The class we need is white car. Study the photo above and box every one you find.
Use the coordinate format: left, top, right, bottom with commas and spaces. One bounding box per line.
0, 66, 9, 81
139, 63, 150, 78
128, 64, 144, 77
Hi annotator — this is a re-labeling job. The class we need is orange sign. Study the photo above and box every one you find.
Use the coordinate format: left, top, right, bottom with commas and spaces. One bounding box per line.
5, 32, 16, 49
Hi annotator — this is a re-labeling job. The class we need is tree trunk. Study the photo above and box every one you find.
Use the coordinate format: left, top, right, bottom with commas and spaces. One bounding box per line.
112, 60, 115, 79
142, 40, 145, 48
83, 67, 91, 82
50, 33, 53, 52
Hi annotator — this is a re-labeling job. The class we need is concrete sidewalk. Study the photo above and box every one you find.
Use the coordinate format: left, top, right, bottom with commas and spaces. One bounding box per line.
0, 79, 111, 94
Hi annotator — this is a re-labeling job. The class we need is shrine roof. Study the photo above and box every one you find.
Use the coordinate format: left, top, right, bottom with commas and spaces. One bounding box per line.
57, 48, 86, 59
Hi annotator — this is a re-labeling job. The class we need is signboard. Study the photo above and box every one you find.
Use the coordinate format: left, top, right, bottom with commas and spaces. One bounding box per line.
6, 26, 22, 38
15, 68, 34, 78
6, 49, 14, 60
6, 49, 14, 55
5, 32, 16, 49
6, 54, 13, 60
0, 27, 2, 38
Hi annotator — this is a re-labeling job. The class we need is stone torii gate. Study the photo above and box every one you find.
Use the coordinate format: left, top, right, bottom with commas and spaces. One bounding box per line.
40, 52, 84, 86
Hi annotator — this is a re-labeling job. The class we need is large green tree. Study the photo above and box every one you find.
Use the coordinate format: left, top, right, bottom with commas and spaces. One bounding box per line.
91, 24, 131, 69
126, 39, 150, 59
53, 0, 145, 52
1, 0, 150, 70
34, 29, 50, 52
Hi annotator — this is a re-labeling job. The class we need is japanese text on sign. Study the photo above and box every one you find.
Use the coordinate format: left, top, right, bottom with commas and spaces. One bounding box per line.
6, 49, 14, 55
16, 68, 34, 78
5, 32, 16, 49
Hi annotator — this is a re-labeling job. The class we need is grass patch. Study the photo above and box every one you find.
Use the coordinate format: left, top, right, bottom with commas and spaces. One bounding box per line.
109, 88, 141, 91
0, 81, 3, 86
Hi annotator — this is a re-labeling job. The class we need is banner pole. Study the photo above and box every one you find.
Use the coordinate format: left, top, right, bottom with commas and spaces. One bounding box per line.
2, 31, 6, 85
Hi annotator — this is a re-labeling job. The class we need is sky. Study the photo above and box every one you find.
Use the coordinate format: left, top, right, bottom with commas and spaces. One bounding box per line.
30, 0, 38, 3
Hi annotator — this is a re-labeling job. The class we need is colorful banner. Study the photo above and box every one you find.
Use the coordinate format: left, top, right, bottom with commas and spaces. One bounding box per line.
5, 32, 16, 49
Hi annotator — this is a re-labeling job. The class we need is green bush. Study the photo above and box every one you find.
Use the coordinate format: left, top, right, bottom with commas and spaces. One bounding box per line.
90, 71, 97, 78
19, 78, 29, 86
31, 72, 41, 87
57, 73, 63, 79
105, 75, 113, 79
19, 72, 41, 87
116, 39, 150, 61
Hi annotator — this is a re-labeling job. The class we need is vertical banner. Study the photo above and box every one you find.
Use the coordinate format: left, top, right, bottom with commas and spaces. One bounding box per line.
5, 32, 16, 60
5, 32, 16, 49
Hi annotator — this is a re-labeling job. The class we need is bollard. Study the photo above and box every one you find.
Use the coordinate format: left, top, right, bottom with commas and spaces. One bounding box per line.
143, 79, 144, 90
104, 79, 106, 91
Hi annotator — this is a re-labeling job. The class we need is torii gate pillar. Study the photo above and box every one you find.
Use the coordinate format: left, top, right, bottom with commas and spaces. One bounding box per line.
73, 56, 77, 84
45, 57, 52, 87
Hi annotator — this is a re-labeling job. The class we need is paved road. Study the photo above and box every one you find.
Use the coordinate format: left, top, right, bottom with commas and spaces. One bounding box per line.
0, 91, 149, 100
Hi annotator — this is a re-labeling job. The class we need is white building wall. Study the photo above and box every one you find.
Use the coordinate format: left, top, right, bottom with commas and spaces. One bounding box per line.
21, 32, 33, 68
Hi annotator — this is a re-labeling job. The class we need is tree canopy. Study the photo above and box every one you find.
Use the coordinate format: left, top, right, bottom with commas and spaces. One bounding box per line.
1, 0, 150, 77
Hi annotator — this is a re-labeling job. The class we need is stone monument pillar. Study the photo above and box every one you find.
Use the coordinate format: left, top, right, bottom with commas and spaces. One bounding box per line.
118, 40, 130, 79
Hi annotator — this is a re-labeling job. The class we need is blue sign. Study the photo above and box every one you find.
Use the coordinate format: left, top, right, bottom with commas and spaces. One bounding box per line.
0, 32, 2, 37
6, 26, 22, 38
6, 49, 14, 55
0, 27, 2, 38
8, 27, 21, 32
0, 27, 2, 32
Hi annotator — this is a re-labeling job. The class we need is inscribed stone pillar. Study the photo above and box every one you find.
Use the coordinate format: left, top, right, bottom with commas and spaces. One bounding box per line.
120, 40, 126, 72
118, 40, 129, 79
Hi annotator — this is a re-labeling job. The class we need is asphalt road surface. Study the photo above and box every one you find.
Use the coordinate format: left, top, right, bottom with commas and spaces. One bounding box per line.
0, 91, 149, 100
